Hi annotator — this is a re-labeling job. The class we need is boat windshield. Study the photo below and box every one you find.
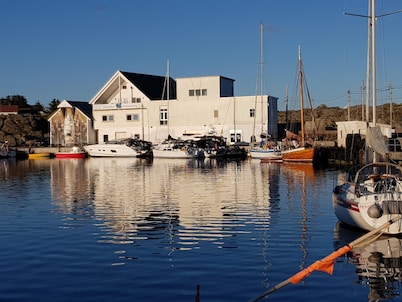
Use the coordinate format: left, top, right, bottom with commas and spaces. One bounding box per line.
354, 162, 402, 183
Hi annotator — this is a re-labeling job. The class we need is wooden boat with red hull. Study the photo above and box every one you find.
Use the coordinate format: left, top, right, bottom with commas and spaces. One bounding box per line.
281, 146, 315, 163
281, 46, 317, 164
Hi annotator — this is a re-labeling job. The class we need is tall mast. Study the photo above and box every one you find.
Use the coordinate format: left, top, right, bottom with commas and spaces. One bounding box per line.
365, 0, 371, 124
371, 0, 376, 126
260, 23, 264, 138
298, 45, 305, 146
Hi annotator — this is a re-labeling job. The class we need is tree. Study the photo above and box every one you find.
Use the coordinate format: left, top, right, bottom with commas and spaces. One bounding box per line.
32, 101, 44, 113
47, 99, 60, 113
0, 95, 29, 107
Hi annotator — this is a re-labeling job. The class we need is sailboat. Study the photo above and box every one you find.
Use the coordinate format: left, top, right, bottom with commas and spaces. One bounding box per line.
249, 23, 282, 161
281, 46, 316, 163
332, 0, 402, 234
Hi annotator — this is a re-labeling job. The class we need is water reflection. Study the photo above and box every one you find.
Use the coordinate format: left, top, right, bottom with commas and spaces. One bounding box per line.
334, 222, 402, 300
48, 158, 283, 261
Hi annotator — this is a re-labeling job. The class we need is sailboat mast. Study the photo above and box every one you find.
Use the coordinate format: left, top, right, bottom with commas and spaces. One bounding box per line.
371, 0, 376, 127
260, 23, 264, 138
298, 45, 305, 146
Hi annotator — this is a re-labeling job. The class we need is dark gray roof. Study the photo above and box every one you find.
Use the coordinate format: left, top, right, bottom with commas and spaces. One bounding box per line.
67, 101, 92, 119
121, 71, 176, 100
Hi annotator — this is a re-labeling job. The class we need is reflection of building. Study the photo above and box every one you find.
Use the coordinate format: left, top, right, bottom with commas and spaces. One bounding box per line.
50, 159, 92, 213
48, 100, 96, 147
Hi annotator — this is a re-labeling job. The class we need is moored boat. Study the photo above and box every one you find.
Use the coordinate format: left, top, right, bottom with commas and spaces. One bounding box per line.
332, 161, 402, 234
84, 138, 153, 158
281, 46, 317, 164
56, 146, 87, 159
250, 145, 282, 162
281, 145, 314, 163
0, 141, 17, 158
153, 139, 205, 159
28, 152, 53, 159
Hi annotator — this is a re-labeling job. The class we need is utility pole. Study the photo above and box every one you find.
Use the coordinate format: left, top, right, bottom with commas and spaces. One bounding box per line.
361, 80, 365, 121
389, 82, 393, 129
347, 89, 351, 121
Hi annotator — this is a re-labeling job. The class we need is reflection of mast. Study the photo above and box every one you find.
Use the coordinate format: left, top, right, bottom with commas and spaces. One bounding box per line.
283, 163, 315, 270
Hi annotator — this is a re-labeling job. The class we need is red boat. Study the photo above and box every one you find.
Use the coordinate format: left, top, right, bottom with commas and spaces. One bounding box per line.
55, 147, 87, 159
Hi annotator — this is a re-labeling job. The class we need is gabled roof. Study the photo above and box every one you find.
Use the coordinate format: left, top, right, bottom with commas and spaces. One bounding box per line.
62, 101, 92, 119
48, 100, 92, 121
121, 71, 176, 100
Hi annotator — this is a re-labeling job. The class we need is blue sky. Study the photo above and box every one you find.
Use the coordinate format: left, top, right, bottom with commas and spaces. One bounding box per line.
1, 0, 402, 111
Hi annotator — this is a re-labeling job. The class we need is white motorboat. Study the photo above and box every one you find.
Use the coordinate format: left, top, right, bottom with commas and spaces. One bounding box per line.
84, 139, 153, 158
152, 140, 205, 159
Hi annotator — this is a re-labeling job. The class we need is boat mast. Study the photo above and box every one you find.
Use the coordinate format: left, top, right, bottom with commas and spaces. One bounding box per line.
260, 23, 265, 140
298, 45, 305, 146
371, 0, 376, 127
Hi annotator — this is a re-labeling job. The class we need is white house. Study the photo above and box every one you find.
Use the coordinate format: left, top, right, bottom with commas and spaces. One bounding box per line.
89, 70, 278, 145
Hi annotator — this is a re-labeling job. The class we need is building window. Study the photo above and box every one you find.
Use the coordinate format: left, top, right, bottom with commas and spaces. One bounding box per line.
189, 90, 194, 96
195, 89, 201, 96
131, 97, 141, 103
230, 131, 242, 144
160, 108, 168, 125
122, 85, 127, 89
202, 89, 207, 96
214, 110, 218, 118
250, 109, 255, 117
127, 114, 140, 121
102, 115, 114, 122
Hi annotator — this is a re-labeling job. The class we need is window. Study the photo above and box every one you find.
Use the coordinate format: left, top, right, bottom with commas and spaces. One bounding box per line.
189, 90, 194, 96
230, 130, 242, 144
195, 89, 201, 96
122, 85, 127, 89
214, 110, 218, 118
102, 115, 114, 122
160, 108, 168, 125
127, 114, 139, 121
250, 109, 255, 117
202, 89, 207, 96
131, 97, 141, 103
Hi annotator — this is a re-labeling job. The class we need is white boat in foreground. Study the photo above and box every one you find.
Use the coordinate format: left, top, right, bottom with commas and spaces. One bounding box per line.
332, 161, 402, 234
84, 139, 153, 158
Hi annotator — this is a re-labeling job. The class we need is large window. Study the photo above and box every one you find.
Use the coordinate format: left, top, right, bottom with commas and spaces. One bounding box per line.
250, 109, 255, 117
160, 108, 168, 125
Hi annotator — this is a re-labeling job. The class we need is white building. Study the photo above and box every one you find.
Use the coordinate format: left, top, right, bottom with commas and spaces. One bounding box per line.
336, 120, 393, 147
89, 70, 278, 145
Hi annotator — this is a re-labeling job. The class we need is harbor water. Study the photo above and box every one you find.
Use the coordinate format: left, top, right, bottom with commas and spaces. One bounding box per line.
1, 157, 401, 302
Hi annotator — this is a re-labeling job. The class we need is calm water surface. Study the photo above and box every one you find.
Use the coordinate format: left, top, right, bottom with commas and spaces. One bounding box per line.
1, 157, 401, 301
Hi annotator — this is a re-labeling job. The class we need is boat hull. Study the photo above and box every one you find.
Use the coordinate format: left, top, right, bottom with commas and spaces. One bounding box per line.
28, 153, 52, 159
84, 144, 141, 157
55, 152, 86, 159
333, 162, 402, 234
281, 147, 314, 162
249, 148, 282, 161
153, 147, 205, 159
